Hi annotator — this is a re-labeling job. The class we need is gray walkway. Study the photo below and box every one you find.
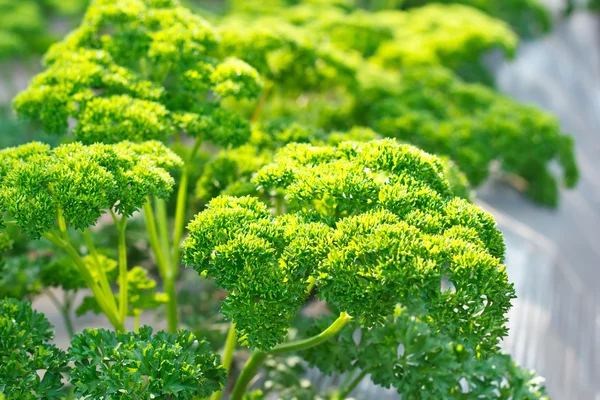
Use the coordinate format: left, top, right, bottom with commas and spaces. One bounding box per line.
478, 10, 600, 400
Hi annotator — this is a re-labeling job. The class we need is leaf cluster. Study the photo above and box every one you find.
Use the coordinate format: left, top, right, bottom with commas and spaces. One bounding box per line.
183, 139, 512, 353
14, 0, 263, 146
0, 298, 68, 400
69, 326, 226, 399
397, 0, 552, 39
211, 0, 577, 206
301, 310, 549, 399
0, 140, 182, 238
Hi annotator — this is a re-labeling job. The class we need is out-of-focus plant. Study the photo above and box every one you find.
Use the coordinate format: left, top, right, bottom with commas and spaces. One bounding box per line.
0, 0, 88, 60
210, 1, 577, 206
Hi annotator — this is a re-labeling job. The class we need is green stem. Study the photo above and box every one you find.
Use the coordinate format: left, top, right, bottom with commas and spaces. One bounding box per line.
210, 324, 238, 400
251, 81, 273, 123
116, 215, 129, 324
171, 138, 201, 270
56, 207, 68, 241
305, 276, 316, 295
270, 312, 352, 355
134, 315, 141, 333
164, 275, 178, 334
143, 200, 178, 333
229, 312, 352, 400
155, 197, 171, 267
229, 352, 268, 400
83, 228, 117, 312
43, 232, 124, 331
337, 368, 373, 399
143, 200, 169, 278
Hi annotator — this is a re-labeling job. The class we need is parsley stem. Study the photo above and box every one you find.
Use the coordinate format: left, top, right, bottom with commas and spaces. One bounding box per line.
116, 215, 129, 324
56, 206, 68, 241
155, 197, 171, 270
210, 323, 237, 400
143, 199, 178, 333
83, 228, 118, 313
172, 137, 201, 270
335, 367, 374, 399
143, 200, 169, 278
229, 312, 352, 400
43, 231, 124, 331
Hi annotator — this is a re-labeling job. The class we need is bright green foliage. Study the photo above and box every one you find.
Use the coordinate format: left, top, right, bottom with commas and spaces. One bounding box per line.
369, 4, 516, 70
398, 0, 552, 39
183, 139, 512, 354
356, 67, 578, 205
217, 16, 356, 93
212, 1, 577, 206
302, 310, 548, 399
0, 298, 67, 400
0, 140, 182, 239
196, 122, 328, 202
68, 326, 226, 399
196, 144, 272, 202
196, 124, 473, 205
275, 64, 577, 205
280, 3, 516, 71
14, 0, 262, 145
183, 196, 330, 350
77, 265, 168, 317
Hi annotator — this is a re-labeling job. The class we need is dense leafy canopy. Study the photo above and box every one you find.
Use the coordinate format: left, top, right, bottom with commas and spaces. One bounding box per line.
183, 139, 513, 354
397, 0, 552, 38
0, 298, 67, 400
69, 326, 226, 399
0, 140, 182, 238
14, 0, 263, 145
203, 0, 578, 206
302, 309, 548, 399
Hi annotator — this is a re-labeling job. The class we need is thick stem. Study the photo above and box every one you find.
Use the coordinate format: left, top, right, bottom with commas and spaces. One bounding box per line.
44, 232, 124, 331
83, 228, 117, 312
143, 200, 169, 278
117, 215, 129, 324
251, 81, 273, 123
210, 324, 238, 400
230, 312, 352, 400
61, 292, 76, 338
229, 352, 268, 400
270, 312, 352, 355
134, 315, 141, 333
56, 207, 68, 241
171, 167, 189, 271
155, 197, 171, 267
171, 138, 201, 270
143, 200, 178, 333
164, 275, 178, 334
336, 368, 373, 399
